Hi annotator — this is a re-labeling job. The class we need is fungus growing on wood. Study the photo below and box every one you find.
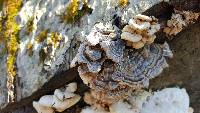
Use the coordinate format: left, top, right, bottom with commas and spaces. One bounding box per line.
121, 14, 160, 49
33, 82, 81, 113
71, 23, 172, 107
164, 10, 200, 36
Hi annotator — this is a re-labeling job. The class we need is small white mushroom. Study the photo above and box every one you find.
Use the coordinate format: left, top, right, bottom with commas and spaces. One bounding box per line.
148, 24, 160, 35
86, 31, 102, 46
54, 89, 75, 101
129, 19, 151, 30
36, 95, 54, 107
33, 82, 81, 113
135, 14, 153, 22
121, 14, 160, 49
52, 95, 81, 112
65, 82, 78, 92
54, 82, 78, 101
132, 41, 145, 49
33, 101, 54, 113
121, 32, 142, 42
188, 107, 194, 113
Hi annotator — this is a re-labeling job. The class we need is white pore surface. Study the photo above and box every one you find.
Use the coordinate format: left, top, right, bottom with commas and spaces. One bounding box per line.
140, 88, 189, 113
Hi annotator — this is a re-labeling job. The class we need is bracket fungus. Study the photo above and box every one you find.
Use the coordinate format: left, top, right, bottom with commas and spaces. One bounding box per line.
71, 22, 172, 107
82, 42, 172, 107
70, 23, 124, 74
33, 82, 81, 113
121, 14, 160, 49
164, 10, 200, 36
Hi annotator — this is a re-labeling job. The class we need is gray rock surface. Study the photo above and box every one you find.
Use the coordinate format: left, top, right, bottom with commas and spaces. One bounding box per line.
0, 51, 8, 109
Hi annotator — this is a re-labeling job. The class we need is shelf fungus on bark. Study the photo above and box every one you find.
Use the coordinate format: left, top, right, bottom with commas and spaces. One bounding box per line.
70, 23, 125, 75
82, 42, 172, 107
71, 23, 172, 108
71, 38, 125, 84
33, 82, 81, 113
121, 14, 160, 49
164, 9, 200, 36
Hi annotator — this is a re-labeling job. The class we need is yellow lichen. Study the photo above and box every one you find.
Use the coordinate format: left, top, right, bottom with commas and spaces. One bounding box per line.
61, 0, 92, 23
49, 32, 61, 48
0, 16, 4, 43
36, 29, 49, 43
119, 0, 128, 7
7, 55, 16, 75
26, 42, 33, 57
6, 36, 19, 76
61, 0, 78, 23
25, 16, 34, 35
4, 0, 22, 76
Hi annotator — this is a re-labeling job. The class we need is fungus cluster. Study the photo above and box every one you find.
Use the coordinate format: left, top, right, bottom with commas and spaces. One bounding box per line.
82, 42, 172, 108
121, 14, 160, 49
33, 82, 81, 113
71, 22, 172, 107
164, 10, 200, 36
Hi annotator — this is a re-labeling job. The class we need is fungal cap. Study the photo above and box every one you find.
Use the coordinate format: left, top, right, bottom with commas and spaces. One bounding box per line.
121, 32, 142, 42
66, 82, 78, 92
148, 24, 160, 36
129, 19, 151, 30
33, 101, 54, 113
135, 14, 152, 21
37, 95, 54, 107
54, 82, 78, 101
146, 35, 156, 44
188, 107, 194, 113
85, 46, 102, 61
100, 40, 125, 62
132, 41, 144, 49
86, 31, 102, 46
54, 89, 76, 101
122, 25, 135, 33
53, 95, 81, 112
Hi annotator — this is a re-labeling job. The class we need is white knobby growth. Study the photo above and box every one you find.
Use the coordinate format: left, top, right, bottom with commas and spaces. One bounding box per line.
33, 82, 81, 113
81, 88, 193, 113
